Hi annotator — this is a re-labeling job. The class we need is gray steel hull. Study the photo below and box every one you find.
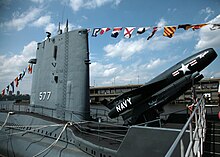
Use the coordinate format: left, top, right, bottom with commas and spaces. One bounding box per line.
0, 112, 92, 157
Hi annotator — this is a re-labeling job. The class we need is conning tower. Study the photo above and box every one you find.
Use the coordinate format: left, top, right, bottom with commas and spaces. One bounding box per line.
30, 24, 90, 121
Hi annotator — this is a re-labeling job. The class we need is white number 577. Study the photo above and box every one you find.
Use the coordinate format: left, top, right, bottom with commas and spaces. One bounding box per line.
39, 91, 51, 101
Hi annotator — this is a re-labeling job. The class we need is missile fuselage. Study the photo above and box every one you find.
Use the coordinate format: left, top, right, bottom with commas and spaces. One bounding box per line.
107, 48, 217, 119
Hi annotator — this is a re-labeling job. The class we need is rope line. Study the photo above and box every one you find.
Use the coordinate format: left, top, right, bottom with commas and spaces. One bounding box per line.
0, 112, 14, 130
33, 122, 72, 157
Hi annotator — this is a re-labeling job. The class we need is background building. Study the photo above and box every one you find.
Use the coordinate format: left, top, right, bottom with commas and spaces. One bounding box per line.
90, 78, 220, 105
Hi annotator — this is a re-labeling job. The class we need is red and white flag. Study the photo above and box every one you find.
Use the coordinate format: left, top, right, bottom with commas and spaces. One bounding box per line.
100, 27, 111, 35
124, 27, 135, 38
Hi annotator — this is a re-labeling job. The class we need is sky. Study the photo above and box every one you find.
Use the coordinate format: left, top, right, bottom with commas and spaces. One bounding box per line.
0, 0, 220, 94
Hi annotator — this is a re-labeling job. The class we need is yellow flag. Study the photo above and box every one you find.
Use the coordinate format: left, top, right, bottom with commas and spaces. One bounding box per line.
163, 26, 177, 38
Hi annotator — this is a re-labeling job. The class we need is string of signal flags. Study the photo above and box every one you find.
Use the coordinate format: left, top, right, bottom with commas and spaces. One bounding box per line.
1, 64, 33, 96
90, 23, 220, 39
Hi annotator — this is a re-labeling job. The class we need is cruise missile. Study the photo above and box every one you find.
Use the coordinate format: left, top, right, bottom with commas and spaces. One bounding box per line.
122, 72, 204, 125
105, 48, 217, 123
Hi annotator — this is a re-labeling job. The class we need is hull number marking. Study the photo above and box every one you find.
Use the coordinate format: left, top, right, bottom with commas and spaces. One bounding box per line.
39, 91, 51, 101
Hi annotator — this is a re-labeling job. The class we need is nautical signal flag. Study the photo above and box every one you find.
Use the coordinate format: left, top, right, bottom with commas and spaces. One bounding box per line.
137, 27, 150, 35
19, 73, 23, 81
147, 27, 158, 40
6, 85, 9, 94
191, 24, 207, 30
178, 24, 192, 30
163, 26, 177, 38
28, 64, 33, 74
111, 27, 123, 38
22, 68, 26, 78
210, 24, 220, 30
100, 28, 111, 35
92, 28, 101, 37
15, 77, 19, 87
1, 63, 33, 94
124, 27, 135, 38
10, 81, 14, 93
2, 89, 5, 96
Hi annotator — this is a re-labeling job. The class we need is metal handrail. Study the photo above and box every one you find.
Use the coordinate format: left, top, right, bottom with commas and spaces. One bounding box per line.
136, 118, 162, 127
165, 95, 206, 157
70, 122, 126, 143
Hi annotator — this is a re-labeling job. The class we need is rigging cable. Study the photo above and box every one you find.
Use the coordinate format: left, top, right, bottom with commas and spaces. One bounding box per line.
0, 112, 14, 130
33, 122, 72, 157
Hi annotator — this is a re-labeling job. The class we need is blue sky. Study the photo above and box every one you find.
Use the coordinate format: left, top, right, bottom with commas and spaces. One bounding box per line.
0, 0, 220, 94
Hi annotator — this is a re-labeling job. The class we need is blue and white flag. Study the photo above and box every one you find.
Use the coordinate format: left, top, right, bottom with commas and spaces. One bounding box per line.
92, 28, 101, 37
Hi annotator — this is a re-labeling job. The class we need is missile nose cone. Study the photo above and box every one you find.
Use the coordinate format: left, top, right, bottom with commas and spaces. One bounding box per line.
195, 48, 217, 72
206, 48, 218, 60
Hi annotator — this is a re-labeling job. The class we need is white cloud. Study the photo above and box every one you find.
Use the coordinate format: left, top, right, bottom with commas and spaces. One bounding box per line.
32, 15, 51, 27
103, 67, 117, 77
104, 38, 147, 61
44, 23, 57, 34
82, 15, 88, 20
0, 7, 42, 31
145, 58, 165, 70
195, 14, 220, 50
69, 0, 84, 12
147, 31, 195, 51
30, 0, 45, 3
104, 30, 195, 61
90, 62, 121, 78
0, 41, 37, 94
200, 7, 214, 21
90, 57, 167, 86
156, 18, 167, 30
68, 0, 121, 12
168, 8, 177, 13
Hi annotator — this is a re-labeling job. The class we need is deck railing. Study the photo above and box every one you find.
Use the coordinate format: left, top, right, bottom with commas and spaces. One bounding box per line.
165, 95, 206, 157
0, 102, 122, 123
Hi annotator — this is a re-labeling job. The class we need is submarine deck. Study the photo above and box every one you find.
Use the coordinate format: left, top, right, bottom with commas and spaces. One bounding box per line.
0, 110, 127, 150
0, 102, 219, 153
